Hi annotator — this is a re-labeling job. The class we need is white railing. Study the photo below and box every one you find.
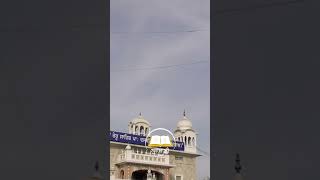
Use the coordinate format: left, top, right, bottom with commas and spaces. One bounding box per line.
117, 148, 170, 166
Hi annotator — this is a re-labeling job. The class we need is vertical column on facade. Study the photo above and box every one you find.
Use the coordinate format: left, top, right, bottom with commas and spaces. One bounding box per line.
164, 168, 169, 180
125, 165, 132, 179
132, 125, 135, 134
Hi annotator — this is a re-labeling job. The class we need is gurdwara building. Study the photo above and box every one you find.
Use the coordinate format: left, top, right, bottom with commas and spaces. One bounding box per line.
109, 112, 201, 180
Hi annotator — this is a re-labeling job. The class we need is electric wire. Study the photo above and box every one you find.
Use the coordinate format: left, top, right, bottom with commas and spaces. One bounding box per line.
196, 146, 210, 157
111, 29, 208, 34
111, 60, 209, 72
0, 0, 305, 32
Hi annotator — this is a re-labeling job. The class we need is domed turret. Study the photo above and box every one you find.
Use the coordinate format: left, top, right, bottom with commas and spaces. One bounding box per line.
131, 113, 151, 126
174, 110, 197, 153
128, 113, 151, 136
176, 113, 193, 131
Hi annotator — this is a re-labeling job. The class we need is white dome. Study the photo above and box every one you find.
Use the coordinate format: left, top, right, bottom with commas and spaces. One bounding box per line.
177, 116, 192, 130
125, 145, 131, 150
130, 114, 150, 126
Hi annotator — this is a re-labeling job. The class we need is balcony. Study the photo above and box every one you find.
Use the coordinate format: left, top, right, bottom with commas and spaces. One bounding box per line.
116, 148, 174, 167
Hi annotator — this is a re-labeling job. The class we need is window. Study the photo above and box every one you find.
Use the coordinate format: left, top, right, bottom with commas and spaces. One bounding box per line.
140, 126, 144, 135
175, 175, 182, 180
120, 170, 125, 179
145, 128, 148, 136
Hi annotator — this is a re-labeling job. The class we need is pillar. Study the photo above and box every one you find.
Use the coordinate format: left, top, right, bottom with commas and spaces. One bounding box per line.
164, 168, 169, 180
125, 165, 132, 179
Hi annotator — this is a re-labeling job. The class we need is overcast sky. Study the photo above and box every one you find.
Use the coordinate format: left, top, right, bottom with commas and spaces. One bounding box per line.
2, 0, 319, 179
110, 0, 210, 178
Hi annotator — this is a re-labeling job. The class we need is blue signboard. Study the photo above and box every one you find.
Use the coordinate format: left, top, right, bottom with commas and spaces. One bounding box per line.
109, 131, 185, 151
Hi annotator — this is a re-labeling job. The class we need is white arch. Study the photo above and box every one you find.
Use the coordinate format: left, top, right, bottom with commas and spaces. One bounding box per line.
135, 126, 138, 135
140, 126, 144, 135
145, 127, 148, 136
120, 170, 124, 179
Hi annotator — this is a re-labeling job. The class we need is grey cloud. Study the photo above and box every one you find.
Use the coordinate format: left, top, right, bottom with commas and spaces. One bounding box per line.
111, 0, 210, 178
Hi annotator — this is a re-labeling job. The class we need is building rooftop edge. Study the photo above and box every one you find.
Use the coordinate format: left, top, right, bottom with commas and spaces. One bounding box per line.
110, 141, 201, 157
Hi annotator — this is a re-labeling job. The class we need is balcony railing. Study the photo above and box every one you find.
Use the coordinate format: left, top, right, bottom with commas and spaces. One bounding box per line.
117, 148, 171, 166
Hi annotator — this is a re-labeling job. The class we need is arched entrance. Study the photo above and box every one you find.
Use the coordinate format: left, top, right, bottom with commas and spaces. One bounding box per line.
131, 169, 164, 180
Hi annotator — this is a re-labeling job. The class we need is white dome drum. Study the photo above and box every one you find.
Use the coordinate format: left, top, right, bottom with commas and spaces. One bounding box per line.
174, 110, 197, 153
176, 116, 193, 130
128, 113, 151, 136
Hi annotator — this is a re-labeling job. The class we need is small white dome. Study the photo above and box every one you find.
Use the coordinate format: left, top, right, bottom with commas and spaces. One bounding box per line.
130, 114, 150, 126
177, 116, 192, 130
125, 145, 131, 150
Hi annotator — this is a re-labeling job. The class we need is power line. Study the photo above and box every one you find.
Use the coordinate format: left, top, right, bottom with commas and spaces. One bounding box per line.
196, 146, 210, 157
111, 60, 209, 72
0, 1, 305, 32
109, 0, 305, 35
112, 0, 305, 34
111, 29, 208, 34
